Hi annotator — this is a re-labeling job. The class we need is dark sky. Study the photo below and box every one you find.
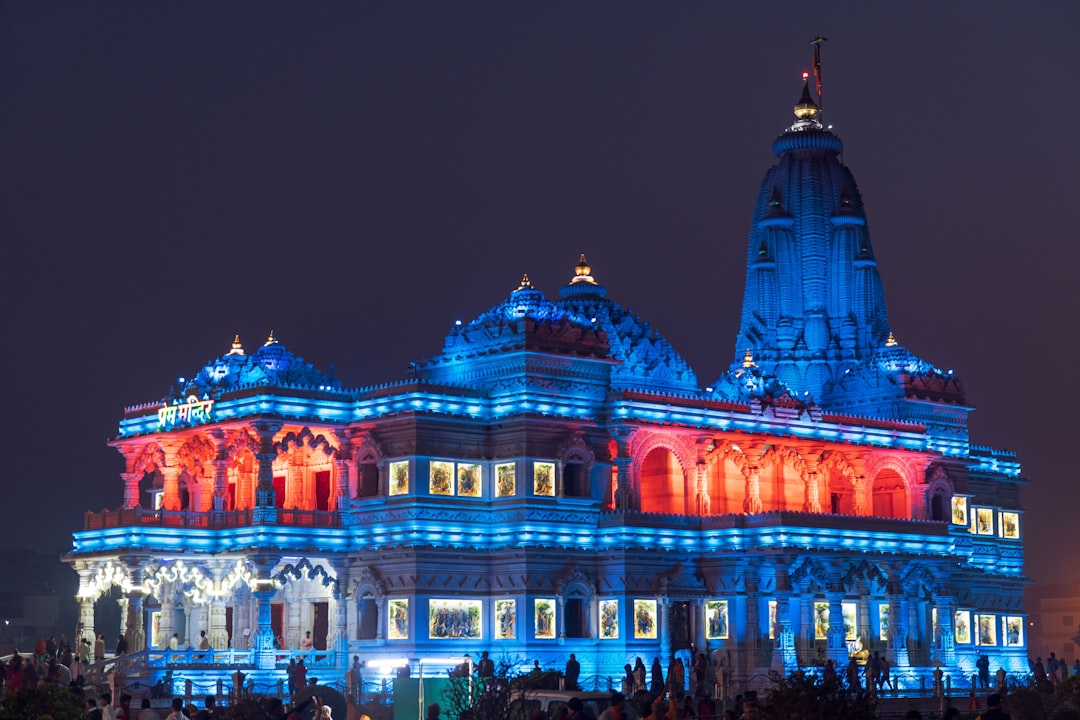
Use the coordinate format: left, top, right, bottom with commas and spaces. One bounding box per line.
2, 3, 1077, 586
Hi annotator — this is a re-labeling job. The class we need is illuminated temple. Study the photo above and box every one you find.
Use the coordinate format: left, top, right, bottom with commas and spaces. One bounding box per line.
66, 76, 1028, 692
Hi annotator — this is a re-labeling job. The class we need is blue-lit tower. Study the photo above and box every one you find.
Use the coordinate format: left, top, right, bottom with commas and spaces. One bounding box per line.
734, 77, 890, 401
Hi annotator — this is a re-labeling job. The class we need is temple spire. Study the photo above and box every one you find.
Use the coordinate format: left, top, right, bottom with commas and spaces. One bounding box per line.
264, 330, 278, 346
227, 334, 244, 356
516, 273, 534, 291
570, 253, 598, 285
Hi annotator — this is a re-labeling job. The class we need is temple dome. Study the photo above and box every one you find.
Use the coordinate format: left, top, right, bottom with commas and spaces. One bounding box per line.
555, 256, 698, 394
179, 333, 341, 398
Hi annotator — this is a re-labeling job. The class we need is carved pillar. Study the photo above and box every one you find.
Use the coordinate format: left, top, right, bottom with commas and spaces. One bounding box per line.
613, 457, 633, 510
253, 587, 277, 670
741, 567, 759, 680
122, 472, 140, 509
886, 567, 909, 668
658, 595, 672, 662
288, 583, 303, 649
334, 456, 350, 513
252, 422, 281, 524
695, 462, 710, 515
775, 563, 797, 671
826, 577, 847, 664
556, 592, 567, 644
78, 600, 96, 645
182, 602, 193, 647
851, 477, 867, 515
117, 597, 129, 639
742, 464, 763, 513
209, 600, 228, 651
159, 592, 175, 649
161, 464, 181, 512
376, 596, 386, 642
126, 594, 145, 652
692, 598, 707, 652
212, 453, 229, 518
334, 589, 349, 665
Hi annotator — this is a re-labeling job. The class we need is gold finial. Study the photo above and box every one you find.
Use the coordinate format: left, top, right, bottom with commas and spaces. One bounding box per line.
885, 331, 898, 347
516, 273, 533, 291
742, 349, 756, 368
793, 75, 820, 121
264, 330, 278, 346
570, 253, 598, 285
227, 334, 245, 356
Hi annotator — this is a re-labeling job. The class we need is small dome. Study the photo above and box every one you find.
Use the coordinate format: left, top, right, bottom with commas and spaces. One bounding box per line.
179, 334, 340, 397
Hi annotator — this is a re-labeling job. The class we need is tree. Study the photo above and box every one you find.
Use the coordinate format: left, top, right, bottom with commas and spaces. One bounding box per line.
0, 684, 85, 720
760, 669, 876, 720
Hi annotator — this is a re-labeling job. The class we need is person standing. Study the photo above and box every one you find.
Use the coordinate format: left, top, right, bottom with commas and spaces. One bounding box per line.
300, 631, 313, 651
115, 634, 129, 657
294, 658, 308, 689
977, 653, 991, 689
94, 634, 106, 662
565, 653, 580, 691
977, 692, 1011, 720
287, 658, 297, 695
650, 657, 664, 696
478, 650, 494, 678
137, 698, 160, 720
197, 631, 210, 651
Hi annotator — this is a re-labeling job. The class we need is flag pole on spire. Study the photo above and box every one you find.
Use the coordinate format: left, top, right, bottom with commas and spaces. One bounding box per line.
810, 36, 827, 109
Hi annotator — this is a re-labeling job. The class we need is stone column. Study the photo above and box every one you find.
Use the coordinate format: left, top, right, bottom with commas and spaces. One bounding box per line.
78, 599, 96, 645
827, 588, 847, 665
122, 472, 141, 509
802, 462, 822, 513
334, 591, 349, 666
252, 422, 281, 524
775, 564, 797, 671
253, 587, 277, 670
695, 462, 710, 515
613, 457, 633, 510
288, 584, 303, 649
658, 595, 671, 662
212, 455, 229, 520
334, 456, 350, 513
127, 594, 146, 652
209, 600, 229, 651
159, 594, 175, 649
742, 464, 763, 513
376, 597, 386, 642
886, 568, 909, 668
117, 597, 129, 639
556, 593, 567, 644
741, 570, 759, 681
161, 464, 181, 511
692, 598, 706, 652
851, 478, 868, 515
182, 603, 193, 647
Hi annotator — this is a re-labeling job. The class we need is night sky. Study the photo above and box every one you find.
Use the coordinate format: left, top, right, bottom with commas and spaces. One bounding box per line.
2, 3, 1077, 587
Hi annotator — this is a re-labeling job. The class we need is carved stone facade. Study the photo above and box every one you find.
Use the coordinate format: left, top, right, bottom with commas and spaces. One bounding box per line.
67, 78, 1027, 691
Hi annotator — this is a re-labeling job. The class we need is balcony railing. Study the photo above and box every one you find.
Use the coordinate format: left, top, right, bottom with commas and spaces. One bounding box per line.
83, 506, 341, 531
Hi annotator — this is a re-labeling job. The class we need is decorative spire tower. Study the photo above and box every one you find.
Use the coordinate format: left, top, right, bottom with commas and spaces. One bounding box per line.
732, 58, 890, 401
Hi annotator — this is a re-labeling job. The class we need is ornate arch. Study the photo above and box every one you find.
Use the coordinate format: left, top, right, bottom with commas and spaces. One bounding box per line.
177, 434, 216, 473
701, 438, 748, 470
631, 431, 695, 476
277, 427, 340, 460
141, 560, 214, 604
351, 567, 386, 601
557, 433, 596, 471
864, 454, 915, 517
225, 429, 259, 465
132, 443, 165, 476
353, 434, 384, 465
80, 560, 133, 600
275, 558, 338, 592
558, 568, 596, 602
842, 560, 888, 596
789, 557, 830, 593
901, 564, 939, 599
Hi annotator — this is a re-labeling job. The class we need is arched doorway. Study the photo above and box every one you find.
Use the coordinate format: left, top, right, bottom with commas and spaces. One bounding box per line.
639, 447, 687, 514
872, 470, 907, 519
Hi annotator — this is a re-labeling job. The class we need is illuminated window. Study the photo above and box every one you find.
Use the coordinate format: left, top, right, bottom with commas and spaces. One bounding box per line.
976, 614, 997, 646
878, 604, 890, 642
768, 600, 778, 639
1003, 616, 1024, 646
951, 496, 968, 525
494, 599, 516, 640
842, 602, 857, 641
705, 600, 729, 640
430, 461, 454, 495
389, 462, 409, 496
388, 599, 409, 639
975, 508, 994, 535
428, 599, 481, 640
533, 462, 555, 497
599, 600, 619, 639
534, 598, 556, 639
954, 610, 971, 644
634, 600, 658, 639
495, 463, 516, 498
457, 464, 481, 497
999, 511, 1020, 539
814, 602, 830, 640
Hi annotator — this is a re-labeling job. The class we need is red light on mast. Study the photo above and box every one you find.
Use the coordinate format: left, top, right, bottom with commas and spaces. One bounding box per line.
802, 72, 810, 79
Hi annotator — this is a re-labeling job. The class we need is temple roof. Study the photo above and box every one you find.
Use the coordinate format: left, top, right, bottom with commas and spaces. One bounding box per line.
177, 333, 341, 399
423, 257, 698, 395
554, 256, 698, 394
